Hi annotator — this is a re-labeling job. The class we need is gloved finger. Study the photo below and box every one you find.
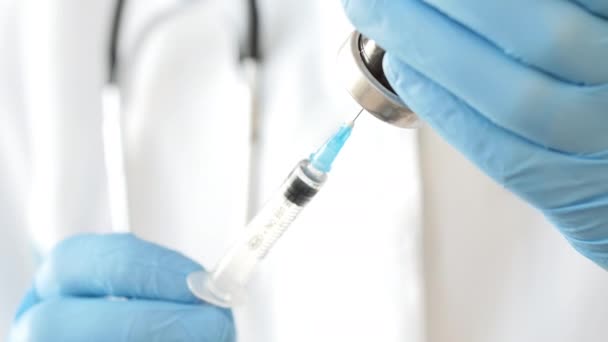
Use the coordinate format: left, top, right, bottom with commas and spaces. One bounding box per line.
382, 54, 537, 189
13, 287, 40, 321
35, 234, 203, 303
571, 0, 608, 18
342, 0, 608, 154
383, 57, 608, 269
384, 56, 608, 214
9, 298, 235, 342
423, 0, 608, 84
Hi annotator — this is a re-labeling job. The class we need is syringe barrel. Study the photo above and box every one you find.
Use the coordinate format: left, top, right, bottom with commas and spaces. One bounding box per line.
206, 160, 327, 300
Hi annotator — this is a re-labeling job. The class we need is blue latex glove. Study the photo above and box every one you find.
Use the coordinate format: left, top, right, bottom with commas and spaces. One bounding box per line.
9, 234, 235, 341
343, 0, 608, 268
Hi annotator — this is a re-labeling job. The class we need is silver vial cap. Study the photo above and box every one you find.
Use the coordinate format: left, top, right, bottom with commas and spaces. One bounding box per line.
337, 31, 419, 128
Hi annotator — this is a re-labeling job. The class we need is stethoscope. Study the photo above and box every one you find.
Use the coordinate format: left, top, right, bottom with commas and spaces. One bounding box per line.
103, 0, 417, 228
108, 0, 261, 85
107, 0, 417, 129
104, 0, 265, 227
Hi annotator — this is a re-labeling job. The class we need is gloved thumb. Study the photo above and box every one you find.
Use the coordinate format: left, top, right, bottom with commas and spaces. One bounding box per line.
34, 233, 204, 303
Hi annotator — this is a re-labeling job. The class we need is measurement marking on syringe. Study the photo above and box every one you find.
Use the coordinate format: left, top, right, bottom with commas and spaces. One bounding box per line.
248, 199, 302, 258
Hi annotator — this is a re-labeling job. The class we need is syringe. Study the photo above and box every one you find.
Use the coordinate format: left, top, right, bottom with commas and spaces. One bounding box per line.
187, 119, 358, 308
187, 30, 421, 308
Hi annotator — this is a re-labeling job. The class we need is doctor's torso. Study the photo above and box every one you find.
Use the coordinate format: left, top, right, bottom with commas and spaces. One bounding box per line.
3, 1, 608, 341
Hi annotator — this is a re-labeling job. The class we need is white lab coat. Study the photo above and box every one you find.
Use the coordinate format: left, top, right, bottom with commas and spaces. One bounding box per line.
0, 0, 37, 336
2, 0, 607, 341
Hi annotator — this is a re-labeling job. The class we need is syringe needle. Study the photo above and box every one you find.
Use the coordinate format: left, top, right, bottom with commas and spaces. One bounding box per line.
349, 108, 364, 127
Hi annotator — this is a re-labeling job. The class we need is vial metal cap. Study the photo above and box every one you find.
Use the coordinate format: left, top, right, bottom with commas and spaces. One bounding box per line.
338, 31, 419, 128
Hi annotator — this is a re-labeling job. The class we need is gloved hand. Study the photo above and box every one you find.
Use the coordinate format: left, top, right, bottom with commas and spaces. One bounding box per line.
342, 0, 608, 268
9, 234, 235, 341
